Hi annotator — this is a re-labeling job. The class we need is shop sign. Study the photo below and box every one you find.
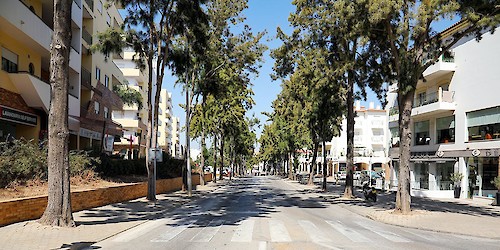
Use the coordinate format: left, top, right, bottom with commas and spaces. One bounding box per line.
79, 128, 101, 140
0, 106, 37, 126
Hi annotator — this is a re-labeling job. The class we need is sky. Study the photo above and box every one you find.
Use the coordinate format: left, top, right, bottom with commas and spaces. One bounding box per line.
163, 0, 459, 154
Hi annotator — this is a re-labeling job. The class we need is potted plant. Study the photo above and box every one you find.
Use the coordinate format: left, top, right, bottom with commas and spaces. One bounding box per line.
491, 177, 500, 206
450, 172, 464, 199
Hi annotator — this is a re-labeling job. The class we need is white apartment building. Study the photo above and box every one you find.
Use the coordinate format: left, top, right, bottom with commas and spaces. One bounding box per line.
113, 50, 149, 159
296, 101, 390, 178
387, 23, 500, 199
157, 89, 173, 153
330, 101, 390, 175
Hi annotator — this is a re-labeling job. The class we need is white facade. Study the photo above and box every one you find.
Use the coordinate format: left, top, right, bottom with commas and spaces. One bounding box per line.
297, 101, 390, 176
171, 117, 181, 158
157, 89, 173, 152
387, 26, 500, 199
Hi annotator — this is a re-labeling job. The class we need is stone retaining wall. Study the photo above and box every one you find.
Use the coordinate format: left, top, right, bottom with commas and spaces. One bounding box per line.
0, 174, 212, 226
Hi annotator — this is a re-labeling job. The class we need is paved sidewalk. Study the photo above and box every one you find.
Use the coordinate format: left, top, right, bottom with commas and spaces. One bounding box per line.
0, 181, 225, 250
284, 177, 500, 239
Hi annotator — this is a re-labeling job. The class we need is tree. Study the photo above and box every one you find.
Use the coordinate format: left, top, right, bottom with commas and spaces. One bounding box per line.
38, 0, 74, 227
94, 0, 208, 201
368, 1, 499, 214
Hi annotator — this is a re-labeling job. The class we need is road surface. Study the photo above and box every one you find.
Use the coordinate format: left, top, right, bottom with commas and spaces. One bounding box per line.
91, 176, 500, 250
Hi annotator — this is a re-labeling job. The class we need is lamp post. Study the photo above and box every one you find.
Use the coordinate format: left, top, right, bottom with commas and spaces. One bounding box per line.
369, 150, 373, 187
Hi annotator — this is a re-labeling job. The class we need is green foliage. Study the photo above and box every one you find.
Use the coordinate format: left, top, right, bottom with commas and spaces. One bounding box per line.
0, 139, 99, 187
491, 176, 500, 191
450, 172, 464, 183
113, 84, 143, 109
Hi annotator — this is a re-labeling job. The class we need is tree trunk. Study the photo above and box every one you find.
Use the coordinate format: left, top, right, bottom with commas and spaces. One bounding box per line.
322, 139, 327, 191
219, 132, 224, 180
145, 54, 155, 202
395, 89, 415, 214
39, 0, 74, 227
213, 134, 217, 183
308, 141, 319, 185
199, 119, 206, 186
185, 85, 192, 197
343, 72, 355, 198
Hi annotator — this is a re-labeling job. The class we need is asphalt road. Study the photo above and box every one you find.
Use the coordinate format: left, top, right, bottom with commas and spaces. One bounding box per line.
91, 176, 500, 250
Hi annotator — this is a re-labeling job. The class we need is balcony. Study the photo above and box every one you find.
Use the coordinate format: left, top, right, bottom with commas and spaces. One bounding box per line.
84, 0, 94, 12
82, 28, 93, 46
81, 67, 92, 90
412, 88, 455, 117
371, 120, 385, 129
0, 0, 52, 54
422, 53, 456, 81
371, 136, 384, 145
8, 72, 79, 115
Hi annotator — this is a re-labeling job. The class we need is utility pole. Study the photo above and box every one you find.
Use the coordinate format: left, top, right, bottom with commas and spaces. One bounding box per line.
185, 69, 192, 197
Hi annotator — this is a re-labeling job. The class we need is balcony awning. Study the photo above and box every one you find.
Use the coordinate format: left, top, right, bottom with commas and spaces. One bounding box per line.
8, 72, 50, 112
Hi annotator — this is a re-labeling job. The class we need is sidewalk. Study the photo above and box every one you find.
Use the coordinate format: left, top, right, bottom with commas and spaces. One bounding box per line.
0, 181, 225, 250
286, 177, 500, 239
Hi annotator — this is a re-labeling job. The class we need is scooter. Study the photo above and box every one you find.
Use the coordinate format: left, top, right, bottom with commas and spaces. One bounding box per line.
362, 183, 377, 202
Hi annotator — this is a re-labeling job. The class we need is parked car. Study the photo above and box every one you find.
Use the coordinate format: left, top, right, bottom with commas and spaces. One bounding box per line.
337, 171, 347, 180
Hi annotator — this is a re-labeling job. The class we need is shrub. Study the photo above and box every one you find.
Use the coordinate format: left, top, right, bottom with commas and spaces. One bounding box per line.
0, 139, 100, 187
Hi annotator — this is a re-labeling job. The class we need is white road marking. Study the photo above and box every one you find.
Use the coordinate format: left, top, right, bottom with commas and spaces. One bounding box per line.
326, 220, 371, 242
355, 221, 411, 243
112, 218, 170, 242
269, 219, 292, 242
231, 219, 255, 242
298, 220, 332, 243
150, 223, 192, 242
190, 220, 224, 242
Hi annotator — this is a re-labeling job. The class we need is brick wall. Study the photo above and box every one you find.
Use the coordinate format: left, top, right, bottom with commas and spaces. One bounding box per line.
0, 174, 212, 226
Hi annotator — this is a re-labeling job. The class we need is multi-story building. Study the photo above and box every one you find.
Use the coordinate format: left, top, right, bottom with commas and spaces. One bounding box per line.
112, 50, 149, 159
329, 101, 390, 176
0, 0, 124, 152
157, 89, 173, 153
79, 0, 125, 153
171, 116, 181, 158
296, 101, 390, 180
387, 22, 500, 199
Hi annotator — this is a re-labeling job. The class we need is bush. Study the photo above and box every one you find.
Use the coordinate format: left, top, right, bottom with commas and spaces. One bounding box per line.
96, 152, 185, 179
0, 139, 99, 187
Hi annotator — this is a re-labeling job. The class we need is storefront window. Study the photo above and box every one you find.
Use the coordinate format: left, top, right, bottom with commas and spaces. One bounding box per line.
436, 162, 454, 190
467, 106, 500, 141
466, 157, 499, 198
414, 163, 429, 190
414, 120, 430, 145
436, 116, 455, 143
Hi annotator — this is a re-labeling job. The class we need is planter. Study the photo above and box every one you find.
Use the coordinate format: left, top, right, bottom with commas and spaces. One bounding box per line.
454, 186, 461, 199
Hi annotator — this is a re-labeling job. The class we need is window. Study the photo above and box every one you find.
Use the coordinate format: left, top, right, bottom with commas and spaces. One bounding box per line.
95, 67, 101, 81
414, 120, 430, 145
467, 106, 500, 141
1, 47, 18, 73
94, 101, 100, 114
104, 107, 109, 118
415, 91, 426, 107
106, 13, 111, 26
28, 63, 35, 75
390, 127, 399, 147
104, 75, 109, 88
97, 0, 103, 13
436, 116, 455, 143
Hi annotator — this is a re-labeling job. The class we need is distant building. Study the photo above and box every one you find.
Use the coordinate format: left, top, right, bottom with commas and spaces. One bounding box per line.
386, 22, 500, 199
171, 117, 181, 158
113, 51, 149, 159
157, 89, 173, 153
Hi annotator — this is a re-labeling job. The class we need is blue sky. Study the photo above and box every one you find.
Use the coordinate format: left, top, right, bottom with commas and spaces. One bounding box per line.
164, 1, 459, 148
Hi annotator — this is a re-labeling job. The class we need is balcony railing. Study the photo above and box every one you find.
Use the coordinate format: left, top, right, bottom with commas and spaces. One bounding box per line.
413, 89, 454, 108
81, 67, 92, 89
82, 29, 93, 45
84, 0, 94, 11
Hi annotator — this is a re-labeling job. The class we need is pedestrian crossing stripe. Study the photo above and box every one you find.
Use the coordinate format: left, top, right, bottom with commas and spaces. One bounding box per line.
145, 218, 420, 244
